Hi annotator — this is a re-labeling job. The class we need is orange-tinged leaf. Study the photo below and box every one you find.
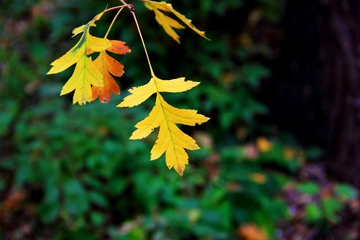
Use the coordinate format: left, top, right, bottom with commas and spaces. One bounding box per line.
91, 40, 131, 103
130, 93, 209, 175
237, 223, 267, 240
107, 40, 131, 55
91, 51, 121, 103
47, 10, 112, 105
117, 76, 199, 107
143, 1, 210, 43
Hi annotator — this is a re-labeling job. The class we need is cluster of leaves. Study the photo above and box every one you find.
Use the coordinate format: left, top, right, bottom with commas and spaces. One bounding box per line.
47, 1, 211, 175
1, 0, 359, 239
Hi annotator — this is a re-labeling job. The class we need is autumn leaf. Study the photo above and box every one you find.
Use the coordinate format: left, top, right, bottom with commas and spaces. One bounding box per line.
47, 11, 112, 105
256, 137, 272, 152
91, 40, 131, 103
237, 223, 267, 240
143, 0, 210, 43
134, 93, 209, 175
249, 173, 267, 184
118, 75, 209, 175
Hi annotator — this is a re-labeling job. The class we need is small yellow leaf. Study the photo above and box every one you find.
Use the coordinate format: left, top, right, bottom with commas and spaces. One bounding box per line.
256, 137, 272, 152
143, 0, 210, 43
72, 25, 86, 37
249, 173, 267, 184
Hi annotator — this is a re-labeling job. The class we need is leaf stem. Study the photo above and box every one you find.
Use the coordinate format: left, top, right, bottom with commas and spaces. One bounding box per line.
131, 11, 154, 76
119, 0, 133, 10
104, 8, 123, 38
120, 0, 154, 76
103, 5, 128, 13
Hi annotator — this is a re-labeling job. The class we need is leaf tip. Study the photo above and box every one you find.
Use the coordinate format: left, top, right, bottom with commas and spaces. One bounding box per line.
176, 167, 184, 176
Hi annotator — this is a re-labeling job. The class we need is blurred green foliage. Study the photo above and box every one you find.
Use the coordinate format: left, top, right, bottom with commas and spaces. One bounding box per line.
0, 0, 358, 239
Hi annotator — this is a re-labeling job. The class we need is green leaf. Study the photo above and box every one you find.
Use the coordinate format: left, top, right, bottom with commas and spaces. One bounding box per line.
334, 184, 358, 202
63, 179, 89, 215
241, 64, 270, 88
0, 101, 18, 136
304, 203, 322, 222
39, 202, 60, 223
321, 198, 342, 223
296, 182, 319, 195
90, 212, 105, 226
88, 190, 108, 207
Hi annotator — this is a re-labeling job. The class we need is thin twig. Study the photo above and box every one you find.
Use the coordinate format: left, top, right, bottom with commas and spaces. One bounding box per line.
104, 7, 123, 38
120, 0, 154, 75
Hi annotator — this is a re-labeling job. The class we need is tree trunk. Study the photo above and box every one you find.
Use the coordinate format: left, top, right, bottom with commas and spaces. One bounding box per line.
321, 0, 360, 187
260, 0, 360, 187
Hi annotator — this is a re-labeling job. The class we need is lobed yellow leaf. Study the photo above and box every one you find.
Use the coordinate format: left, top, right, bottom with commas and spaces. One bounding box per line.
144, 1, 184, 43
143, 0, 210, 43
117, 76, 199, 107
119, 74, 209, 175
60, 54, 103, 105
47, 10, 112, 105
129, 93, 209, 175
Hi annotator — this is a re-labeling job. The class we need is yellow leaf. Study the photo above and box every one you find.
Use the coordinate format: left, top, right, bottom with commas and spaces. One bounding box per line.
117, 76, 199, 107
60, 54, 103, 104
72, 25, 87, 37
256, 137, 272, 152
143, 1, 210, 43
283, 147, 296, 160
47, 10, 112, 105
249, 173, 267, 184
130, 93, 209, 175
118, 74, 209, 175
